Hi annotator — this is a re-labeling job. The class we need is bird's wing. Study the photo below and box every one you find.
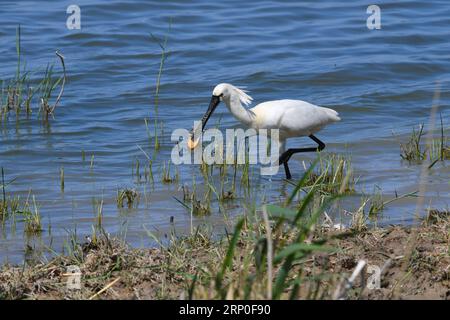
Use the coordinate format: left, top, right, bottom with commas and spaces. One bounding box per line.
278, 100, 340, 135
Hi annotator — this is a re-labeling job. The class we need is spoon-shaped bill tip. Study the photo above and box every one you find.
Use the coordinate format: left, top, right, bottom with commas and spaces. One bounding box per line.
187, 136, 200, 150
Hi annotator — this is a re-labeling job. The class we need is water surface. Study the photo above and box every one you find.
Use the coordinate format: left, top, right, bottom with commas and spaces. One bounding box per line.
0, 0, 449, 263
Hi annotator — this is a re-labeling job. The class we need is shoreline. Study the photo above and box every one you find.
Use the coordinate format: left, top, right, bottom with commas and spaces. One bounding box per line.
0, 211, 448, 300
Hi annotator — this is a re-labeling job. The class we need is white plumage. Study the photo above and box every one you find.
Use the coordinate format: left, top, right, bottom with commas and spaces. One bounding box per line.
212, 83, 340, 141
191, 83, 341, 179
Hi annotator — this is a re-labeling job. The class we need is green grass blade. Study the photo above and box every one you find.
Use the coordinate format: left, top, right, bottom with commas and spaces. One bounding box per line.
215, 217, 244, 298
286, 159, 318, 206
274, 243, 334, 263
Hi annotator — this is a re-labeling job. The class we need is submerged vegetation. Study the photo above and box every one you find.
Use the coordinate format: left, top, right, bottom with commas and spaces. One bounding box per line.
0, 26, 66, 123
178, 183, 211, 217
0, 168, 42, 236
400, 124, 426, 162
399, 117, 449, 164
117, 188, 140, 209
161, 161, 179, 184
297, 153, 356, 195
145, 21, 171, 155
22, 196, 42, 236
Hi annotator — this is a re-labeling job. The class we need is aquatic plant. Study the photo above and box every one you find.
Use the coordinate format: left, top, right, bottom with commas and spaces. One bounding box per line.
60, 167, 64, 192
311, 153, 355, 194
350, 198, 369, 232
1, 26, 33, 119
367, 185, 384, 218
0, 174, 46, 235
0, 195, 20, 223
399, 124, 426, 162
161, 160, 178, 184
90, 154, 95, 169
148, 21, 171, 153
144, 117, 162, 154
150, 22, 170, 116
351, 188, 418, 230
23, 195, 42, 236
117, 188, 140, 209
136, 144, 155, 184
399, 117, 449, 164
0, 26, 66, 122
286, 153, 356, 196
0, 168, 20, 222
428, 115, 450, 164
95, 199, 103, 231
191, 198, 211, 216
38, 51, 66, 121
176, 182, 211, 217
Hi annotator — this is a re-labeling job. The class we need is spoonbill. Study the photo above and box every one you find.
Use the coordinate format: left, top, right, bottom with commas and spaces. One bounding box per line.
189, 83, 341, 179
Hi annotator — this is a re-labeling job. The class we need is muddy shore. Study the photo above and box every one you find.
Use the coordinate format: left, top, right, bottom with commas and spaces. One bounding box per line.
0, 211, 448, 300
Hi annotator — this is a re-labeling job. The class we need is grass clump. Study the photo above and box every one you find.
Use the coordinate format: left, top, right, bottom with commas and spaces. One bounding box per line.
161, 161, 178, 184
1, 168, 47, 235
399, 118, 449, 164
0, 168, 20, 222
400, 124, 426, 162
367, 186, 384, 219
178, 184, 211, 216
22, 196, 42, 236
0, 196, 20, 222
38, 52, 66, 121
297, 153, 355, 195
351, 188, 418, 231
425, 208, 449, 225
0, 26, 66, 123
117, 188, 140, 209
191, 199, 211, 216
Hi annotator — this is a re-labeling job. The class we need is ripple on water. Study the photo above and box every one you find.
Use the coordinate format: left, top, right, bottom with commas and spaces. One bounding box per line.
0, 0, 449, 263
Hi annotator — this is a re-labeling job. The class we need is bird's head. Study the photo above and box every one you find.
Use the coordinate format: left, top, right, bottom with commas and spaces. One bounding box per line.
212, 83, 231, 100
202, 83, 252, 129
187, 83, 252, 150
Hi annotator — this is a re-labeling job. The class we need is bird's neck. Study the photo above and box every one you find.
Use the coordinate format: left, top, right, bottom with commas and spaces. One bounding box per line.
224, 94, 254, 126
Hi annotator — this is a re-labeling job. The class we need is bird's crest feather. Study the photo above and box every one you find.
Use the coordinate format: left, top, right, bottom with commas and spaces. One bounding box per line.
232, 85, 253, 106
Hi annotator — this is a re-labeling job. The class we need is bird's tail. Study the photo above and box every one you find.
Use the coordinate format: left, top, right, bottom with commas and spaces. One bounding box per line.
323, 107, 341, 122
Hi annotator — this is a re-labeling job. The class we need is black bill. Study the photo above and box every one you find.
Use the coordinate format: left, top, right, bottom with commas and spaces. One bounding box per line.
200, 95, 220, 131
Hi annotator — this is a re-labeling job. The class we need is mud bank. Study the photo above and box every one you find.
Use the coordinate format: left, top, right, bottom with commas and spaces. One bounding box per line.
1, 212, 448, 300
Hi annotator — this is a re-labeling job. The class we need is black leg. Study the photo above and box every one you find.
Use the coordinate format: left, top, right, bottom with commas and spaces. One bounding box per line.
278, 134, 326, 179
282, 159, 292, 180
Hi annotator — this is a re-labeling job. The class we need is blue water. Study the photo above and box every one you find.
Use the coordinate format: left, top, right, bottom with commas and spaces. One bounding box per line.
0, 0, 449, 263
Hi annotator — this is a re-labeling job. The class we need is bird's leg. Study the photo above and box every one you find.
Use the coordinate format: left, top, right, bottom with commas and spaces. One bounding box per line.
278, 135, 326, 179
309, 134, 326, 151
282, 161, 292, 180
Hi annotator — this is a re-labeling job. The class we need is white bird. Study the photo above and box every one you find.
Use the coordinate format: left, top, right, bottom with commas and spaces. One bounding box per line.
189, 83, 341, 179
